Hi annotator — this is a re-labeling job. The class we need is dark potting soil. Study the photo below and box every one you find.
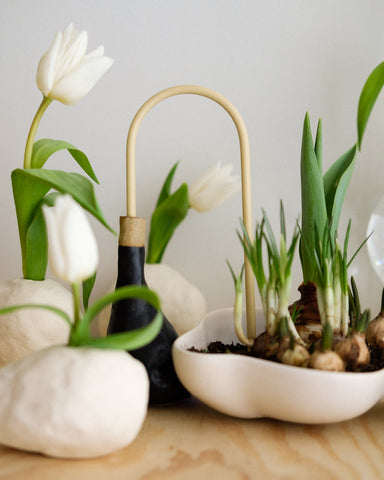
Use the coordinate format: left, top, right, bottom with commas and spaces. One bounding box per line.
189, 341, 384, 372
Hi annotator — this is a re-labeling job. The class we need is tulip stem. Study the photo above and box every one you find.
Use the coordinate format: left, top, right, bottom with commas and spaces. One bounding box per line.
72, 282, 81, 330
23, 96, 52, 169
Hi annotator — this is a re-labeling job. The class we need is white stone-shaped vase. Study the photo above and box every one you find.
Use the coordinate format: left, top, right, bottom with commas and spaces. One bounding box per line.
0, 278, 72, 367
172, 308, 384, 424
0, 345, 149, 458
98, 264, 207, 336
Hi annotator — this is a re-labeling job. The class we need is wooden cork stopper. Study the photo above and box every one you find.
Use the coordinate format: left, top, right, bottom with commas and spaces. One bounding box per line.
119, 217, 146, 247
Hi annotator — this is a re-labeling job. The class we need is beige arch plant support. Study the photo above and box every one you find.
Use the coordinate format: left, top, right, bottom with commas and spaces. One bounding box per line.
124, 85, 256, 339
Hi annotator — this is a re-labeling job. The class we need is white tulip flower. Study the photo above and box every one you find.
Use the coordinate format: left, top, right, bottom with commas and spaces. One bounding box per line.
36, 24, 113, 105
43, 195, 98, 284
188, 162, 240, 213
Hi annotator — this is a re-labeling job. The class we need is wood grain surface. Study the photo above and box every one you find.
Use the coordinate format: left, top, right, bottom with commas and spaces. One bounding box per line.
0, 397, 384, 480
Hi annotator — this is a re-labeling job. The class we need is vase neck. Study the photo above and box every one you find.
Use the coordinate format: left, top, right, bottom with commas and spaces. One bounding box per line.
116, 246, 147, 287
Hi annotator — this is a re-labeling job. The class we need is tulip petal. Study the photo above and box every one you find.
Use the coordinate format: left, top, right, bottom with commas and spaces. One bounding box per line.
43, 195, 98, 284
36, 31, 63, 96
64, 24, 78, 46
50, 56, 113, 105
54, 31, 88, 86
43, 203, 66, 280
61, 202, 98, 283
36, 24, 113, 104
61, 24, 76, 49
188, 162, 240, 212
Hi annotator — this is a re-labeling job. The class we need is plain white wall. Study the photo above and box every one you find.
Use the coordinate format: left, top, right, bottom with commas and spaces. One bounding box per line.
1, 0, 384, 317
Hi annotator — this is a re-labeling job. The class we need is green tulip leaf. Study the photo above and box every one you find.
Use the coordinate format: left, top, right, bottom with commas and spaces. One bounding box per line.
71, 285, 163, 350
357, 61, 384, 149
24, 212, 47, 280
300, 113, 328, 282
0, 287, 162, 352
24, 192, 60, 280
12, 168, 115, 279
146, 183, 189, 264
82, 272, 97, 310
75, 312, 163, 350
31, 138, 99, 183
156, 161, 179, 207
13, 168, 114, 232
12, 169, 52, 278
81, 285, 161, 329
323, 144, 357, 237
314, 118, 322, 173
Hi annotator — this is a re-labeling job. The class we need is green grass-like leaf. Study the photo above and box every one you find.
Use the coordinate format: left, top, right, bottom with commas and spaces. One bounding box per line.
357, 61, 384, 149
238, 218, 266, 291
348, 276, 371, 333
300, 113, 328, 282
226, 260, 244, 292
323, 144, 357, 238
321, 322, 333, 351
314, 118, 322, 173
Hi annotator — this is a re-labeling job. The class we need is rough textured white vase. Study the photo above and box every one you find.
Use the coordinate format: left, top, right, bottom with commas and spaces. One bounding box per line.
173, 308, 384, 424
0, 278, 72, 367
0, 345, 149, 458
98, 263, 207, 336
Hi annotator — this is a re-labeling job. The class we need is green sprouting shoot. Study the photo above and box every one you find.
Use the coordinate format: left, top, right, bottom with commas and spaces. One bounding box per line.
348, 276, 371, 333
239, 202, 300, 340
227, 261, 253, 346
277, 316, 289, 341
290, 304, 302, 324
238, 218, 268, 322
311, 219, 369, 336
300, 113, 357, 285
278, 316, 297, 350
311, 224, 339, 331
321, 322, 334, 352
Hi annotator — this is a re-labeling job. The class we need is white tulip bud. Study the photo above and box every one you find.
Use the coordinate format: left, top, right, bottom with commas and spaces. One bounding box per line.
43, 195, 98, 284
36, 24, 113, 105
188, 162, 240, 213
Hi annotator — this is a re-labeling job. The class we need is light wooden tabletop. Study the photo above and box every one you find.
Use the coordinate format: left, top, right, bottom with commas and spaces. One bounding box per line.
1, 397, 384, 480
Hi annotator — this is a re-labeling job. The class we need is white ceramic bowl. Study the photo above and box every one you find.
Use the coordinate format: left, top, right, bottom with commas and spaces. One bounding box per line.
172, 308, 384, 424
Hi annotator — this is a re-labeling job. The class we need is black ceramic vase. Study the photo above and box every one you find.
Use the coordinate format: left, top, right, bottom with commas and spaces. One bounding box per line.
107, 217, 190, 405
